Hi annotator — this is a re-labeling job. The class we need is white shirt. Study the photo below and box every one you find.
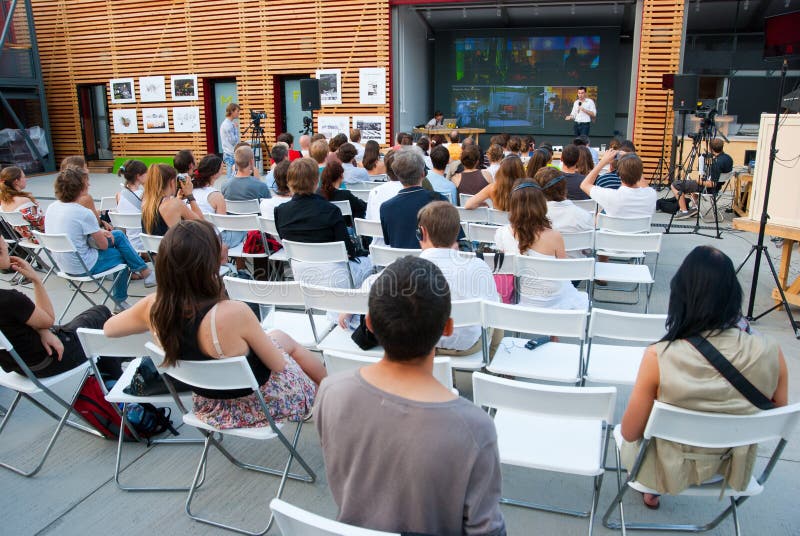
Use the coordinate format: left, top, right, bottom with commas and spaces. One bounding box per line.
192, 186, 220, 214
424, 248, 500, 350
219, 117, 239, 156
44, 201, 100, 274
546, 200, 594, 234
365, 181, 404, 221
570, 98, 596, 124
426, 117, 444, 128
117, 186, 144, 251
487, 162, 500, 179
589, 184, 656, 218
354, 142, 366, 163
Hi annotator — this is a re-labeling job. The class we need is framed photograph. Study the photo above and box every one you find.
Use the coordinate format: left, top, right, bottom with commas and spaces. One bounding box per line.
316, 69, 342, 106
171, 74, 198, 101
172, 106, 201, 133
112, 109, 138, 134
139, 76, 166, 102
352, 115, 385, 144
142, 107, 169, 133
359, 68, 386, 105
109, 78, 135, 104
317, 115, 350, 139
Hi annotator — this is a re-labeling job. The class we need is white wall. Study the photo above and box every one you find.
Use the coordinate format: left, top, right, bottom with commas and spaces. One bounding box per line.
392, 6, 432, 138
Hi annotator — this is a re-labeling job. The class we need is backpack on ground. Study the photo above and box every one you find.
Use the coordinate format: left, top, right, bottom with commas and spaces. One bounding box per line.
656, 197, 679, 214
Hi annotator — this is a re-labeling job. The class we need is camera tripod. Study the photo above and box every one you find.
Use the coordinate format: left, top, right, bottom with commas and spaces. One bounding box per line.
648, 90, 676, 191
243, 119, 270, 175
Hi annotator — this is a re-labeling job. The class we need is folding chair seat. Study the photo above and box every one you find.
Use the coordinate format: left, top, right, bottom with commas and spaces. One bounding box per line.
592, 231, 662, 312
150, 342, 316, 535
582, 308, 666, 386
0, 210, 53, 283
32, 231, 127, 323
457, 206, 489, 224
77, 328, 201, 492
283, 240, 356, 288
323, 351, 456, 393
300, 283, 383, 357
225, 198, 261, 215
257, 216, 289, 263
467, 222, 499, 244
369, 244, 420, 270
223, 276, 327, 349
139, 233, 163, 258
0, 330, 104, 476
354, 218, 383, 240
484, 301, 587, 384
603, 401, 800, 536
271, 498, 399, 535
514, 255, 595, 308
573, 199, 598, 214
487, 208, 510, 225
473, 372, 616, 535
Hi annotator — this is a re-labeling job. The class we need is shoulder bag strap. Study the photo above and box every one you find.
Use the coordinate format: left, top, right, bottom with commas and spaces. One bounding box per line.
686, 335, 775, 410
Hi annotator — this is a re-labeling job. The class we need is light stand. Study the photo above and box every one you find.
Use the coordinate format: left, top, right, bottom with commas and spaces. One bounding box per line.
649, 89, 673, 190
735, 58, 799, 338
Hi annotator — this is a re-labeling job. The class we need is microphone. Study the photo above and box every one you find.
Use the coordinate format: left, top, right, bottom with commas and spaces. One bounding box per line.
578, 102, 582, 107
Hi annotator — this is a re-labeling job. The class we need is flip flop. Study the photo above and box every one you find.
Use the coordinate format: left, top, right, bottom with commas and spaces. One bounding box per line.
642, 493, 660, 510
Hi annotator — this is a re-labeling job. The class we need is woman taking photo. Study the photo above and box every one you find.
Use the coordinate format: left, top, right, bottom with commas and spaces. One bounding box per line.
619, 246, 788, 509
104, 220, 325, 428
191, 154, 245, 249
360, 140, 386, 177
464, 155, 525, 212
141, 163, 204, 236
0, 166, 45, 239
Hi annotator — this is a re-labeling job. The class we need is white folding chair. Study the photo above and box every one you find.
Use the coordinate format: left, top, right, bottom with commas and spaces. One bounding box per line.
563, 230, 595, 254
351, 189, 371, 202
369, 244, 420, 269
364, 177, 387, 185
223, 277, 327, 348
473, 372, 616, 535
32, 231, 127, 323
150, 342, 316, 535
299, 283, 382, 357
323, 351, 455, 393
270, 499, 399, 536
0, 330, 104, 476
583, 308, 666, 386
225, 198, 261, 214
457, 206, 489, 224
0, 210, 53, 283
467, 223, 499, 244
257, 216, 289, 264
603, 401, 800, 536
77, 328, 200, 492
593, 231, 662, 312
515, 256, 595, 307
331, 200, 352, 218
446, 299, 487, 372
354, 218, 383, 240
205, 213, 266, 260
460, 251, 517, 276
484, 301, 587, 384
459, 193, 474, 206
573, 199, 598, 214
596, 214, 651, 234
108, 211, 147, 254
139, 233, 163, 257
487, 208, 510, 225
99, 195, 118, 212
283, 240, 356, 288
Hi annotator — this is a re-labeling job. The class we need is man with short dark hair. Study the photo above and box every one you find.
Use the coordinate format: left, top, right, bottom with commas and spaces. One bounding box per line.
581, 150, 656, 217
671, 137, 733, 219
425, 110, 445, 128
595, 139, 637, 190
560, 144, 589, 200
276, 132, 302, 160
315, 256, 506, 536
565, 86, 596, 137
221, 145, 271, 201
265, 144, 289, 191
337, 142, 369, 184
426, 145, 457, 204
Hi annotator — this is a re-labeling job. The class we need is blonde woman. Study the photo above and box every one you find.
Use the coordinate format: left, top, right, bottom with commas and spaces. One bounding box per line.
140, 163, 204, 236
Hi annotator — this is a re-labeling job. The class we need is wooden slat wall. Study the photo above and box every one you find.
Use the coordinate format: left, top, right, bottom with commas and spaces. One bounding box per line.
632, 0, 685, 176
29, 0, 391, 163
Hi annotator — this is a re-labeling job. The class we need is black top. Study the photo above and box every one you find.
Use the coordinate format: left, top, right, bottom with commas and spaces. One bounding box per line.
379, 186, 448, 249
274, 193, 364, 259
178, 301, 270, 399
142, 197, 170, 236
0, 289, 47, 373
709, 152, 734, 189
564, 172, 590, 200
318, 188, 367, 225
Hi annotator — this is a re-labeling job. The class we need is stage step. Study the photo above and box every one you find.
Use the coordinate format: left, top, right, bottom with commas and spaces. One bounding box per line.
87, 160, 113, 173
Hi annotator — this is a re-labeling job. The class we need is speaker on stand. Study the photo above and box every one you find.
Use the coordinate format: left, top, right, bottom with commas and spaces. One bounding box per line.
300, 78, 321, 136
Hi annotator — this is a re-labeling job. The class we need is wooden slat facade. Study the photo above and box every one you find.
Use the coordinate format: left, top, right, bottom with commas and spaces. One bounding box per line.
29, 0, 391, 163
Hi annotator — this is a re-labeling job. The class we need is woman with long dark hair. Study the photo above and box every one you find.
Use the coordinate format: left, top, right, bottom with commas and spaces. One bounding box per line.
619, 246, 788, 509
464, 156, 525, 212
360, 140, 386, 176
0, 166, 45, 240
524, 147, 551, 179
318, 158, 367, 223
140, 163, 204, 236
104, 220, 326, 428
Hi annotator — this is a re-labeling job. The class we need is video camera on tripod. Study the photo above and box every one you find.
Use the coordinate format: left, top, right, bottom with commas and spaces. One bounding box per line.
250, 109, 267, 129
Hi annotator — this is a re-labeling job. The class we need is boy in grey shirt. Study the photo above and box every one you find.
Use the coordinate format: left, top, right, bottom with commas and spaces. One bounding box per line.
314, 257, 506, 536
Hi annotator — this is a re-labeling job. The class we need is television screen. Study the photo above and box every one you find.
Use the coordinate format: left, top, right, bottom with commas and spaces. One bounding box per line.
764, 11, 800, 59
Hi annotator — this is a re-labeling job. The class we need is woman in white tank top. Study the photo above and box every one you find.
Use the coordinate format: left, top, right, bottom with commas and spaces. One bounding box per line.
193, 154, 246, 249
116, 160, 147, 254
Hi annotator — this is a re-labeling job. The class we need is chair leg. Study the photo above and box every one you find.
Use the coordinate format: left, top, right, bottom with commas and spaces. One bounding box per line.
730, 497, 741, 536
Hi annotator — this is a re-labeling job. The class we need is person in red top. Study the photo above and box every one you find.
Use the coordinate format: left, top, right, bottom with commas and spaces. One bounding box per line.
277, 133, 302, 160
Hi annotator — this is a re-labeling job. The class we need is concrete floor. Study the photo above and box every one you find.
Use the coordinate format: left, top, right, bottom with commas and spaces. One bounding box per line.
1, 172, 799, 535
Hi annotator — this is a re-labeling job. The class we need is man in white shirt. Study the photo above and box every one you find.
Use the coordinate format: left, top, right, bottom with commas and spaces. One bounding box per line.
349, 128, 366, 162
219, 103, 240, 178
425, 110, 444, 128
580, 150, 656, 218
565, 87, 596, 137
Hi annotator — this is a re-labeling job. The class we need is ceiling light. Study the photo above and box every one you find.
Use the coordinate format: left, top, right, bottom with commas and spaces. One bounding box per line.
571, 3, 576, 15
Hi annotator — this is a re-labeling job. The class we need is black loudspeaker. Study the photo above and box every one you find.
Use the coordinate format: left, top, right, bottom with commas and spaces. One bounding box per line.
661, 73, 674, 90
672, 74, 698, 111
300, 79, 321, 111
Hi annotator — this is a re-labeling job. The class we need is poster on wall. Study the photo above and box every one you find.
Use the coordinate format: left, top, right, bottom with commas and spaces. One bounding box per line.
352, 115, 385, 144
317, 115, 350, 139
359, 68, 385, 105
142, 107, 169, 133
171, 74, 198, 101
173, 107, 201, 132
316, 69, 342, 106
139, 76, 166, 102
112, 109, 138, 134
109, 78, 136, 104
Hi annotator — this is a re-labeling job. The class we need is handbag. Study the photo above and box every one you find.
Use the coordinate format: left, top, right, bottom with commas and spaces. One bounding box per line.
476, 248, 516, 304
351, 314, 380, 350
686, 335, 776, 410
123, 356, 190, 397
242, 231, 283, 255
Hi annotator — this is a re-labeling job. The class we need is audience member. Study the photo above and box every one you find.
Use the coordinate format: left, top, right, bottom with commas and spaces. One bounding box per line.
328, 133, 348, 155
104, 220, 325, 429
173, 149, 196, 182
265, 143, 289, 191
141, 163, 204, 237
219, 103, 240, 178
221, 145, 271, 201
465, 156, 525, 212
523, 135, 536, 156
446, 130, 462, 161
298, 134, 311, 157
416, 136, 433, 169
533, 166, 593, 234
277, 132, 302, 160
310, 133, 326, 144
425, 145, 457, 204
361, 140, 387, 176
349, 129, 365, 162
525, 147, 550, 179
318, 159, 367, 223
558, 144, 589, 201
310, 139, 329, 174
337, 143, 370, 184
573, 134, 599, 164
193, 154, 246, 249
314, 256, 506, 536
581, 151, 656, 218
672, 137, 733, 219
595, 157, 622, 190
259, 160, 292, 218
365, 151, 402, 247
486, 144, 504, 179
506, 136, 522, 157
1, 166, 45, 240
114, 159, 148, 253
452, 144, 492, 197
60, 156, 113, 231
576, 145, 594, 175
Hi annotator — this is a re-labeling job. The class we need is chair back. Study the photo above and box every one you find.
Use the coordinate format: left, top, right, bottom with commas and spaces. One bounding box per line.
465, 251, 516, 275
369, 244, 421, 268
300, 283, 369, 315
99, 196, 117, 212
643, 401, 800, 447
331, 200, 352, 217
596, 214, 651, 233
139, 233, 163, 255
146, 342, 259, 391
31, 231, 76, 253
223, 277, 304, 307
572, 199, 598, 213
226, 199, 261, 214
594, 231, 662, 255
562, 230, 595, 252
205, 213, 259, 232
0, 210, 29, 228
450, 299, 482, 328
354, 218, 383, 239
270, 498, 400, 536
459, 193, 474, 206
283, 240, 349, 264
108, 211, 143, 230
0, 330, 12, 351
323, 351, 454, 391
588, 308, 666, 342
473, 372, 616, 423
487, 208, 510, 225
351, 189, 371, 202
482, 300, 587, 338
365, 176, 387, 185
515, 255, 594, 282
467, 223, 498, 244
77, 328, 153, 363
258, 216, 281, 238
456, 206, 488, 223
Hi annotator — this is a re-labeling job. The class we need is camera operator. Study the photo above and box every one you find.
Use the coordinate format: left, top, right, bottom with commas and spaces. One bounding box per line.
672, 137, 733, 219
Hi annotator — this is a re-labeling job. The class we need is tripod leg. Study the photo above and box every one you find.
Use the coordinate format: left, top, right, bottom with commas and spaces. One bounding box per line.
759, 250, 800, 337
736, 247, 756, 274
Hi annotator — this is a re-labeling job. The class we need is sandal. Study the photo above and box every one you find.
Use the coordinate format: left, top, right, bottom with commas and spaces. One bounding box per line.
642, 493, 660, 510
130, 272, 145, 281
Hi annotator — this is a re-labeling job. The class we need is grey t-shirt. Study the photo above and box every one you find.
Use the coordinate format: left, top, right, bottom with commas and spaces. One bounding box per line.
44, 201, 100, 274
315, 370, 506, 536
221, 175, 271, 201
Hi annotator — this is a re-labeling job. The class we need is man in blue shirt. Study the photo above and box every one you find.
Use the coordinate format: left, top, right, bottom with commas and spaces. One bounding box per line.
221, 145, 271, 201
380, 148, 448, 249
426, 145, 458, 204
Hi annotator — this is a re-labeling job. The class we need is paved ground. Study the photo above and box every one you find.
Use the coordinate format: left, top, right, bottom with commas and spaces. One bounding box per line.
1, 173, 799, 535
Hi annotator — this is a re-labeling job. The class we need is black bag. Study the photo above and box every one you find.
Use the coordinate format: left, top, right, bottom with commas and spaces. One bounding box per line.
656, 197, 679, 214
123, 356, 190, 397
351, 314, 380, 350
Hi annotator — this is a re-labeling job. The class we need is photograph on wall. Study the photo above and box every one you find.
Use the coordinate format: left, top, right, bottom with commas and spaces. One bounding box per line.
112, 109, 138, 134
316, 69, 342, 106
173, 106, 201, 132
139, 76, 166, 102
142, 107, 169, 133
352, 115, 385, 144
109, 78, 135, 104
317, 115, 350, 139
171, 74, 198, 101
359, 68, 386, 105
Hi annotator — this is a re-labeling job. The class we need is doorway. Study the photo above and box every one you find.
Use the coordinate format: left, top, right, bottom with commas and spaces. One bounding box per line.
77, 84, 112, 161
279, 76, 311, 150
203, 78, 238, 154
